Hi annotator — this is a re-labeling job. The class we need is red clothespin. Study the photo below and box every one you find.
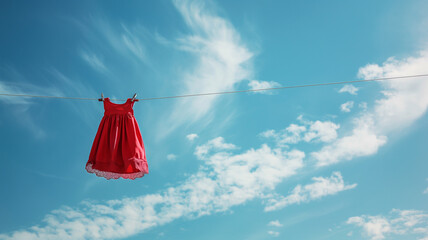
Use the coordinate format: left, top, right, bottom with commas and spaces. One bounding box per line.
132, 93, 138, 102
98, 93, 104, 102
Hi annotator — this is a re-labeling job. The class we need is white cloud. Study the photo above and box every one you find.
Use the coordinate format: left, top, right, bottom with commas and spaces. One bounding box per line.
339, 84, 359, 95
80, 51, 108, 73
347, 209, 428, 240
261, 118, 339, 146
359, 57, 428, 134
313, 49, 428, 167
347, 216, 390, 240
0, 137, 305, 239
248, 80, 281, 94
279, 124, 306, 145
268, 220, 283, 227
194, 137, 237, 158
303, 120, 340, 143
260, 124, 304, 146
267, 231, 280, 237
260, 129, 276, 138
167, 154, 177, 160
157, 0, 253, 138
359, 102, 368, 110
186, 133, 199, 141
312, 116, 387, 167
264, 172, 356, 212
340, 101, 354, 113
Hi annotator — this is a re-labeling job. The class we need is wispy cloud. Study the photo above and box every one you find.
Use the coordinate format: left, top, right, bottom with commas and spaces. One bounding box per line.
166, 154, 177, 160
339, 84, 359, 95
47, 68, 99, 127
0, 68, 65, 138
347, 209, 428, 240
0, 73, 64, 105
87, 18, 150, 65
80, 51, 108, 74
71, 14, 153, 84
0, 66, 98, 139
121, 25, 149, 63
264, 172, 356, 212
312, 49, 428, 167
157, 0, 254, 138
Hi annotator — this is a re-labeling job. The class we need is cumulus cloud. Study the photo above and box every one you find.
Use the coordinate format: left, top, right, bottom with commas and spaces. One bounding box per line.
347, 216, 390, 240
194, 137, 237, 158
261, 118, 339, 146
167, 154, 177, 160
347, 209, 428, 240
248, 80, 281, 94
340, 101, 354, 113
313, 49, 428, 166
312, 116, 387, 167
267, 231, 280, 237
262, 124, 306, 145
359, 102, 368, 110
339, 84, 359, 95
264, 172, 356, 212
186, 133, 199, 141
268, 220, 283, 227
0, 136, 306, 239
303, 120, 340, 143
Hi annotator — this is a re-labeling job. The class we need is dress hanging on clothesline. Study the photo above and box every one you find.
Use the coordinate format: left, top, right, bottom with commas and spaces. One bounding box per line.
86, 97, 148, 180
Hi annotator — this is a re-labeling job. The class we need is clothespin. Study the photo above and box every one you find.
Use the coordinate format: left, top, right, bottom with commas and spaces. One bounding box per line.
98, 93, 104, 102
132, 93, 138, 102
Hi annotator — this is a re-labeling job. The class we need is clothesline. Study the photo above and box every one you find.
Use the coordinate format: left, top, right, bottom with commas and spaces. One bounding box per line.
0, 74, 427, 102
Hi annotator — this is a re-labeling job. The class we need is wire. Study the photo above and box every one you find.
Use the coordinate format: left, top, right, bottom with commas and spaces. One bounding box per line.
0, 93, 98, 101
1, 74, 427, 102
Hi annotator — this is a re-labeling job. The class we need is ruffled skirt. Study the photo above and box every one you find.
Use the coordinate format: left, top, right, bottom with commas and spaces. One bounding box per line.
86, 113, 148, 180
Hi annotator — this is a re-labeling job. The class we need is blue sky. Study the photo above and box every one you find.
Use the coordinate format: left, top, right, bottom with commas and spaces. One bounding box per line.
1, 0, 428, 239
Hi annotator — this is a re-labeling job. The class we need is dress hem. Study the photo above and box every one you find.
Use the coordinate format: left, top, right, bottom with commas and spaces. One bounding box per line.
85, 163, 147, 180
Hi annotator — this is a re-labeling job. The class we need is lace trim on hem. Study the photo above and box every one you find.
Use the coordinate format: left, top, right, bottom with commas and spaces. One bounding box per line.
86, 163, 147, 180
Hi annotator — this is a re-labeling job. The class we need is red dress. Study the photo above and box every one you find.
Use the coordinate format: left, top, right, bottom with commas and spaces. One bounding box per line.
86, 98, 148, 180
